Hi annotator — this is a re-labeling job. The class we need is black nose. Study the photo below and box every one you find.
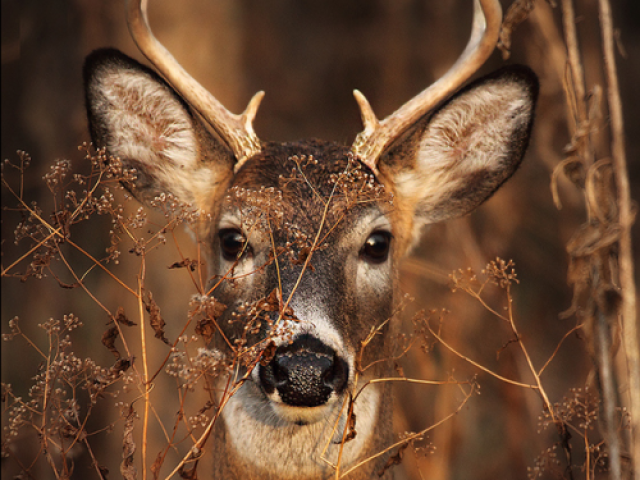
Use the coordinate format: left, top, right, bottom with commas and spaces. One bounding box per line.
259, 334, 349, 407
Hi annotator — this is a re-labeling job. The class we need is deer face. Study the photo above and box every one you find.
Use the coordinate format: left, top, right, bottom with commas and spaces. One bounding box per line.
210, 142, 394, 426
83, 0, 538, 476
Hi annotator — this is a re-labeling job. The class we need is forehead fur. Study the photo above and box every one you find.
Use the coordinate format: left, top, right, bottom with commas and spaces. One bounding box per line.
225, 140, 391, 237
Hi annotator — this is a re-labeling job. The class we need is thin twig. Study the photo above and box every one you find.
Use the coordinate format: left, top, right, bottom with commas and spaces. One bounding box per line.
426, 321, 538, 389
138, 270, 149, 480
538, 323, 584, 376
339, 385, 476, 478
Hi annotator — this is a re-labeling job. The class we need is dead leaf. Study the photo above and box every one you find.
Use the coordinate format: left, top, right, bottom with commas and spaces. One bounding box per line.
343, 410, 357, 443
260, 341, 277, 367
102, 326, 120, 359
291, 246, 315, 271
197, 400, 216, 416
260, 289, 281, 312
377, 442, 408, 477
143, 291, 169, 345
566, 222, 620, 257
496, 0, 535, 60
205, 298, 227, 319
120, 405, 137, 480
179, 463, 199, 479
195, 298, 226, 344
114, 307, 136, 326
98, 465, 109, 478
195, 318, 216, 345
151, 451, 164, 479
110, 357, 133, 377
168, 258, 201, 271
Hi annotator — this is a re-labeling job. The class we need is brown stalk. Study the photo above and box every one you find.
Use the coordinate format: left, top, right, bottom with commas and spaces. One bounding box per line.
598, 0, 639, 475
560, 0, 594, 169
598, 0, 640, 480
137, 268, 150, 480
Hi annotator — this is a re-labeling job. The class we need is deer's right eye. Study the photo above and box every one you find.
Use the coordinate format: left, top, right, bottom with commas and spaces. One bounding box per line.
360, 231, 392, 264
219, 229, 248, 261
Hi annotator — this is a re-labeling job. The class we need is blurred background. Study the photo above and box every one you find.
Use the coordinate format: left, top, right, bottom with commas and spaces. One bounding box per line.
2, 1, 639, 479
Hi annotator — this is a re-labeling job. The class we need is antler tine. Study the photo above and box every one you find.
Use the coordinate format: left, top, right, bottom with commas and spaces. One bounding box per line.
126, 0, 263, 166
352, 0, 502, 173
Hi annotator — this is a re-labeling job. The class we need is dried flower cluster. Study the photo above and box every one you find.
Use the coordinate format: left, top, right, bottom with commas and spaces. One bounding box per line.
1, 146, 406, 479
2, 315, 130, 478
2, 142, 626, 479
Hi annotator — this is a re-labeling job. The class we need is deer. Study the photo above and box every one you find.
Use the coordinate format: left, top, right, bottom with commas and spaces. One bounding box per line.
83, 0, 538, 478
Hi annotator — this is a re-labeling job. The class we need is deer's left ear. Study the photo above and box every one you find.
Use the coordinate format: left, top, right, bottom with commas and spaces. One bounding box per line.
379, 65, 538, 229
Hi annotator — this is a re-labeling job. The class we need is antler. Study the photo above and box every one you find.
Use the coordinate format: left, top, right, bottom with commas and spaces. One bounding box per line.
351, 0, 502, 173
126, 0, 263, 168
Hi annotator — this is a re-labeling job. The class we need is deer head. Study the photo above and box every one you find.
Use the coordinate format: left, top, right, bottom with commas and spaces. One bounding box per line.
83, 0, 538, 478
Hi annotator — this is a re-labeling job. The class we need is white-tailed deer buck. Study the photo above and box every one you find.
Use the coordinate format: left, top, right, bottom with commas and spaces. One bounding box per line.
84, 0, 537, 478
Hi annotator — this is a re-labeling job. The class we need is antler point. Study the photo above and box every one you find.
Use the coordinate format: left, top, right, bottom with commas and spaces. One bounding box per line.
353, 90, 379, 133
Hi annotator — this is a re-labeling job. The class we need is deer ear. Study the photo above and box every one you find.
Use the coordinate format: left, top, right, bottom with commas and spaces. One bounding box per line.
379, 66, 538, 230
83, 48, 234, 210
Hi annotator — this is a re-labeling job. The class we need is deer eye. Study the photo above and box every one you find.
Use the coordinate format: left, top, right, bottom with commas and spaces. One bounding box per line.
219, 229, 248, 261
361, 231, 392, 264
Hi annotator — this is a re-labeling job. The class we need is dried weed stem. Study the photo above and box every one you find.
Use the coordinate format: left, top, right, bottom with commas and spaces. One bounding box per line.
598, 0, 639, 476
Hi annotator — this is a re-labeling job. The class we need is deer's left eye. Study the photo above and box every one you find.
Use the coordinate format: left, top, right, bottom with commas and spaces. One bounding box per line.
219, 228, 248, 261
360, 231, 392, 264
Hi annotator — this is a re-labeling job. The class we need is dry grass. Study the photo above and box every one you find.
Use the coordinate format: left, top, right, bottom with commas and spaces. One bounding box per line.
1, 1, 637, 479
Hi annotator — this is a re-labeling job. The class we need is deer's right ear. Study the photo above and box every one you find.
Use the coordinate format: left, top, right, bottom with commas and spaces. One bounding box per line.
83, 48, 235, 210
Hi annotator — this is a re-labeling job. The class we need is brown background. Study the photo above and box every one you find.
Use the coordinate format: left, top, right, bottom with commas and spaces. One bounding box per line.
2, 1, 639, 479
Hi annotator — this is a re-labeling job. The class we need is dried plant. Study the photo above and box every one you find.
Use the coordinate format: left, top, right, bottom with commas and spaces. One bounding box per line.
2, 0, 636, 479
2, 146, 466, 479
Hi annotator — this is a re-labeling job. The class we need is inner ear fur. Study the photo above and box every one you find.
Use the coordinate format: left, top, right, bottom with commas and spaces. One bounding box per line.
83, 48, 234, 210
379, 65, 539, 230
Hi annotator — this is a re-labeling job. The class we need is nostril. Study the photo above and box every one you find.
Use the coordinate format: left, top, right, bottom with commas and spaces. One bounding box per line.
322, 354, 348, 393
272, 356, 289, 387
258, 362, 276, 395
